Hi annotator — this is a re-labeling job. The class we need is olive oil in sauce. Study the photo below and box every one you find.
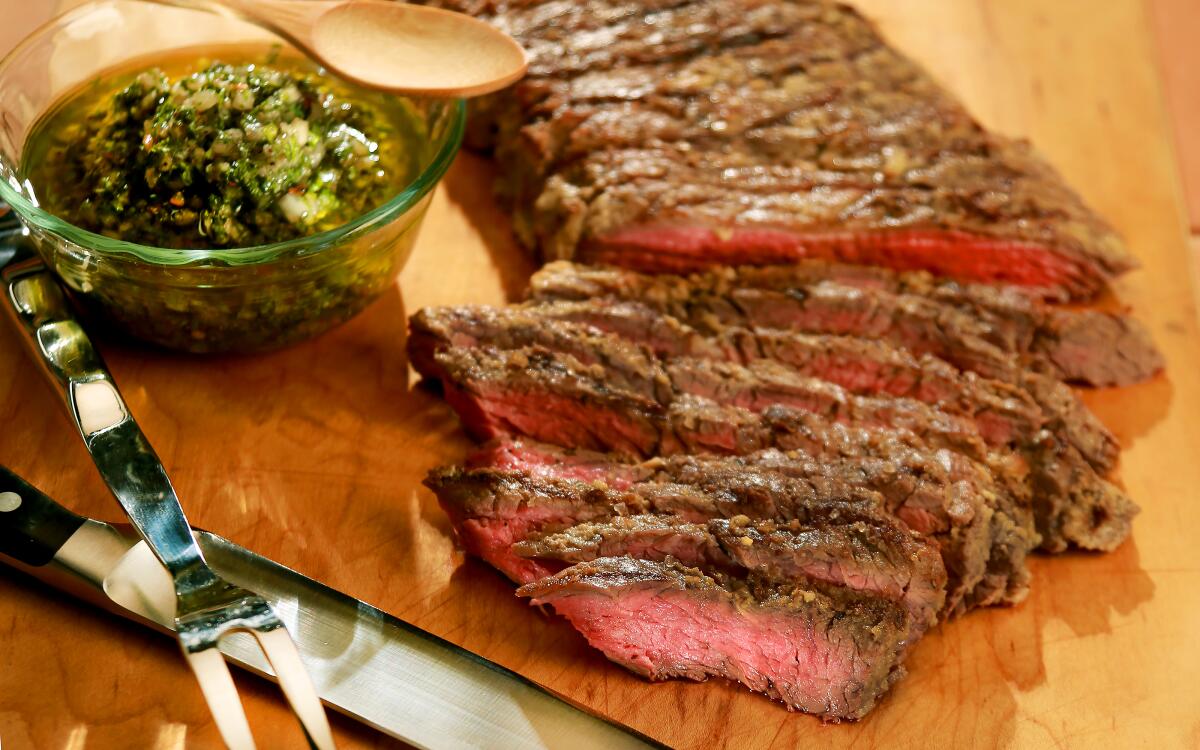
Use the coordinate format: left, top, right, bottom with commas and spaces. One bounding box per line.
23, 44, 426, 249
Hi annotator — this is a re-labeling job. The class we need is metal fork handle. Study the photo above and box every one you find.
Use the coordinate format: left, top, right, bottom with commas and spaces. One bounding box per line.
0, 240, 212, 586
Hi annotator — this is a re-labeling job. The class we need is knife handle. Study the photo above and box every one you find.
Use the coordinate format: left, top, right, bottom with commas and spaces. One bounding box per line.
0, 466, 87, 567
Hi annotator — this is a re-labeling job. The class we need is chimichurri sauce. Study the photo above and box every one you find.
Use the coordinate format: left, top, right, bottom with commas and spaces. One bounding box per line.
24, 47, 416, 249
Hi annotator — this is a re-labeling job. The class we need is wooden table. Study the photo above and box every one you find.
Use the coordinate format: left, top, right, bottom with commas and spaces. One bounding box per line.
3, 1, 1199, 748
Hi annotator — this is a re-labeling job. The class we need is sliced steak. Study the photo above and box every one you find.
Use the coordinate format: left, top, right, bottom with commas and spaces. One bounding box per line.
731, 328, 1119, 471
426, 463, 893, 586
409, 0, 1153, 720
535, 273, 1022, 380
413, 301, 1118, 470
517, 557, 911, 720
468, 439, 1025, 612
529, 261, 1162, 386
708, 261, 1163, 385
427, 344, 989, 460
626, 448, 1027, 611
514, 513, 948, 633
707, 261, 1162, 387
522, 298, 1119, 474
423, 332, 1109, 527
664, 356, 989, 460
1031, 309, 1166, 390
420, 343, 1134, 553
542, 157, 1120, 301
424, 344, 667, 456
409, 304, 672, 403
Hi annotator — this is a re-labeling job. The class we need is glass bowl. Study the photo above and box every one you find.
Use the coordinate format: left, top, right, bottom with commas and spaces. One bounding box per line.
0, 1, 464, 352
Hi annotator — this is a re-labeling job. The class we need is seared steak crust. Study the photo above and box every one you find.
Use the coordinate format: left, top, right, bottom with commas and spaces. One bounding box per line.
426, 462, 896, 586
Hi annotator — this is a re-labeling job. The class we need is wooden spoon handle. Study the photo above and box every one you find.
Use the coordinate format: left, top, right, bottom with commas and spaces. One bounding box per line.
158, 0, 340, 47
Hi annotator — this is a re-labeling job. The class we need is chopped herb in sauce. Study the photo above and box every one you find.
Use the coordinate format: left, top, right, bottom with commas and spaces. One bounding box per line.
29, 58, 405, 248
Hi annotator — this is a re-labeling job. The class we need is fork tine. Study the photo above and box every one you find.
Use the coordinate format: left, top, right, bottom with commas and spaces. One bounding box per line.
252, 626, 337, 750
184, 646, 257, 750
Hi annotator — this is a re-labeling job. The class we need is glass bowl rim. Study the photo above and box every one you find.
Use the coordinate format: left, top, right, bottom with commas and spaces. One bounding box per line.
0, 4, 467, 269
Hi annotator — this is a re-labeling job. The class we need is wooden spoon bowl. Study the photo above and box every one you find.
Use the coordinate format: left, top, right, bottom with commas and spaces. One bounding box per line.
154, 0, 528, 97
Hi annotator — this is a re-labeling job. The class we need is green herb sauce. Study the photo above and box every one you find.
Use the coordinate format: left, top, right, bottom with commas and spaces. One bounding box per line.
25, 46, 417, 248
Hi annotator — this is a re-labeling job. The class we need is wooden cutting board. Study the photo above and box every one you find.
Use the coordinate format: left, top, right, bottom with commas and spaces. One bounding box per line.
2, 1, 1198, 748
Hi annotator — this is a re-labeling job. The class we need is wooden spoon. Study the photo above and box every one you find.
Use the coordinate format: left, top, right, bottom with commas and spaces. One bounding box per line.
153, 0, 528, 97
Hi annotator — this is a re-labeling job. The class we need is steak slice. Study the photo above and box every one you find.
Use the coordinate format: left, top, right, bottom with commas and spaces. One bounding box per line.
711, 517, 944, 631
539, 152, 1119, 300
425, 463, 892, 586
708, 261, 1163, 385
537, 275, 1021, 379
408, 304, 672, 403
428, 344, 990, 460
517, 557, 911, 720
529, 261, 1162, 386
731, 328, 1118, 471
427, 335, 1108, 524
521, 298, 1118, 473
420, 343, 1134, 553
467, 439, 1024, 613
412, 301, 1118, 470
513, 513, 948, 634
665, 356, 989, 461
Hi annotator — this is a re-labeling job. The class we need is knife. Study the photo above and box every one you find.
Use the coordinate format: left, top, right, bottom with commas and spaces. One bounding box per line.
0, 466, 664, 750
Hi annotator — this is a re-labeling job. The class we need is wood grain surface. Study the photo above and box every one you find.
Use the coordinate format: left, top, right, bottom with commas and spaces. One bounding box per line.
3, 1, 1199, 748
1148, 0, 1200, 232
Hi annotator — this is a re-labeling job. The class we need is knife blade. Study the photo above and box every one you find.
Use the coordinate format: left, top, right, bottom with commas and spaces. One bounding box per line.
0, 466, 663, 750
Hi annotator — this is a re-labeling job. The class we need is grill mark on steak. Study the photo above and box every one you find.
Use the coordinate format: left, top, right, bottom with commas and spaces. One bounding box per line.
513, 44, 957, 168
529, 261, 1163, 386
513, 513, 948, 634
499, 0, 854, 80
516, 556, 910, 720
466, 439, 1027, 613
504, 46, 958, 216
419, 341, 1134, 553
